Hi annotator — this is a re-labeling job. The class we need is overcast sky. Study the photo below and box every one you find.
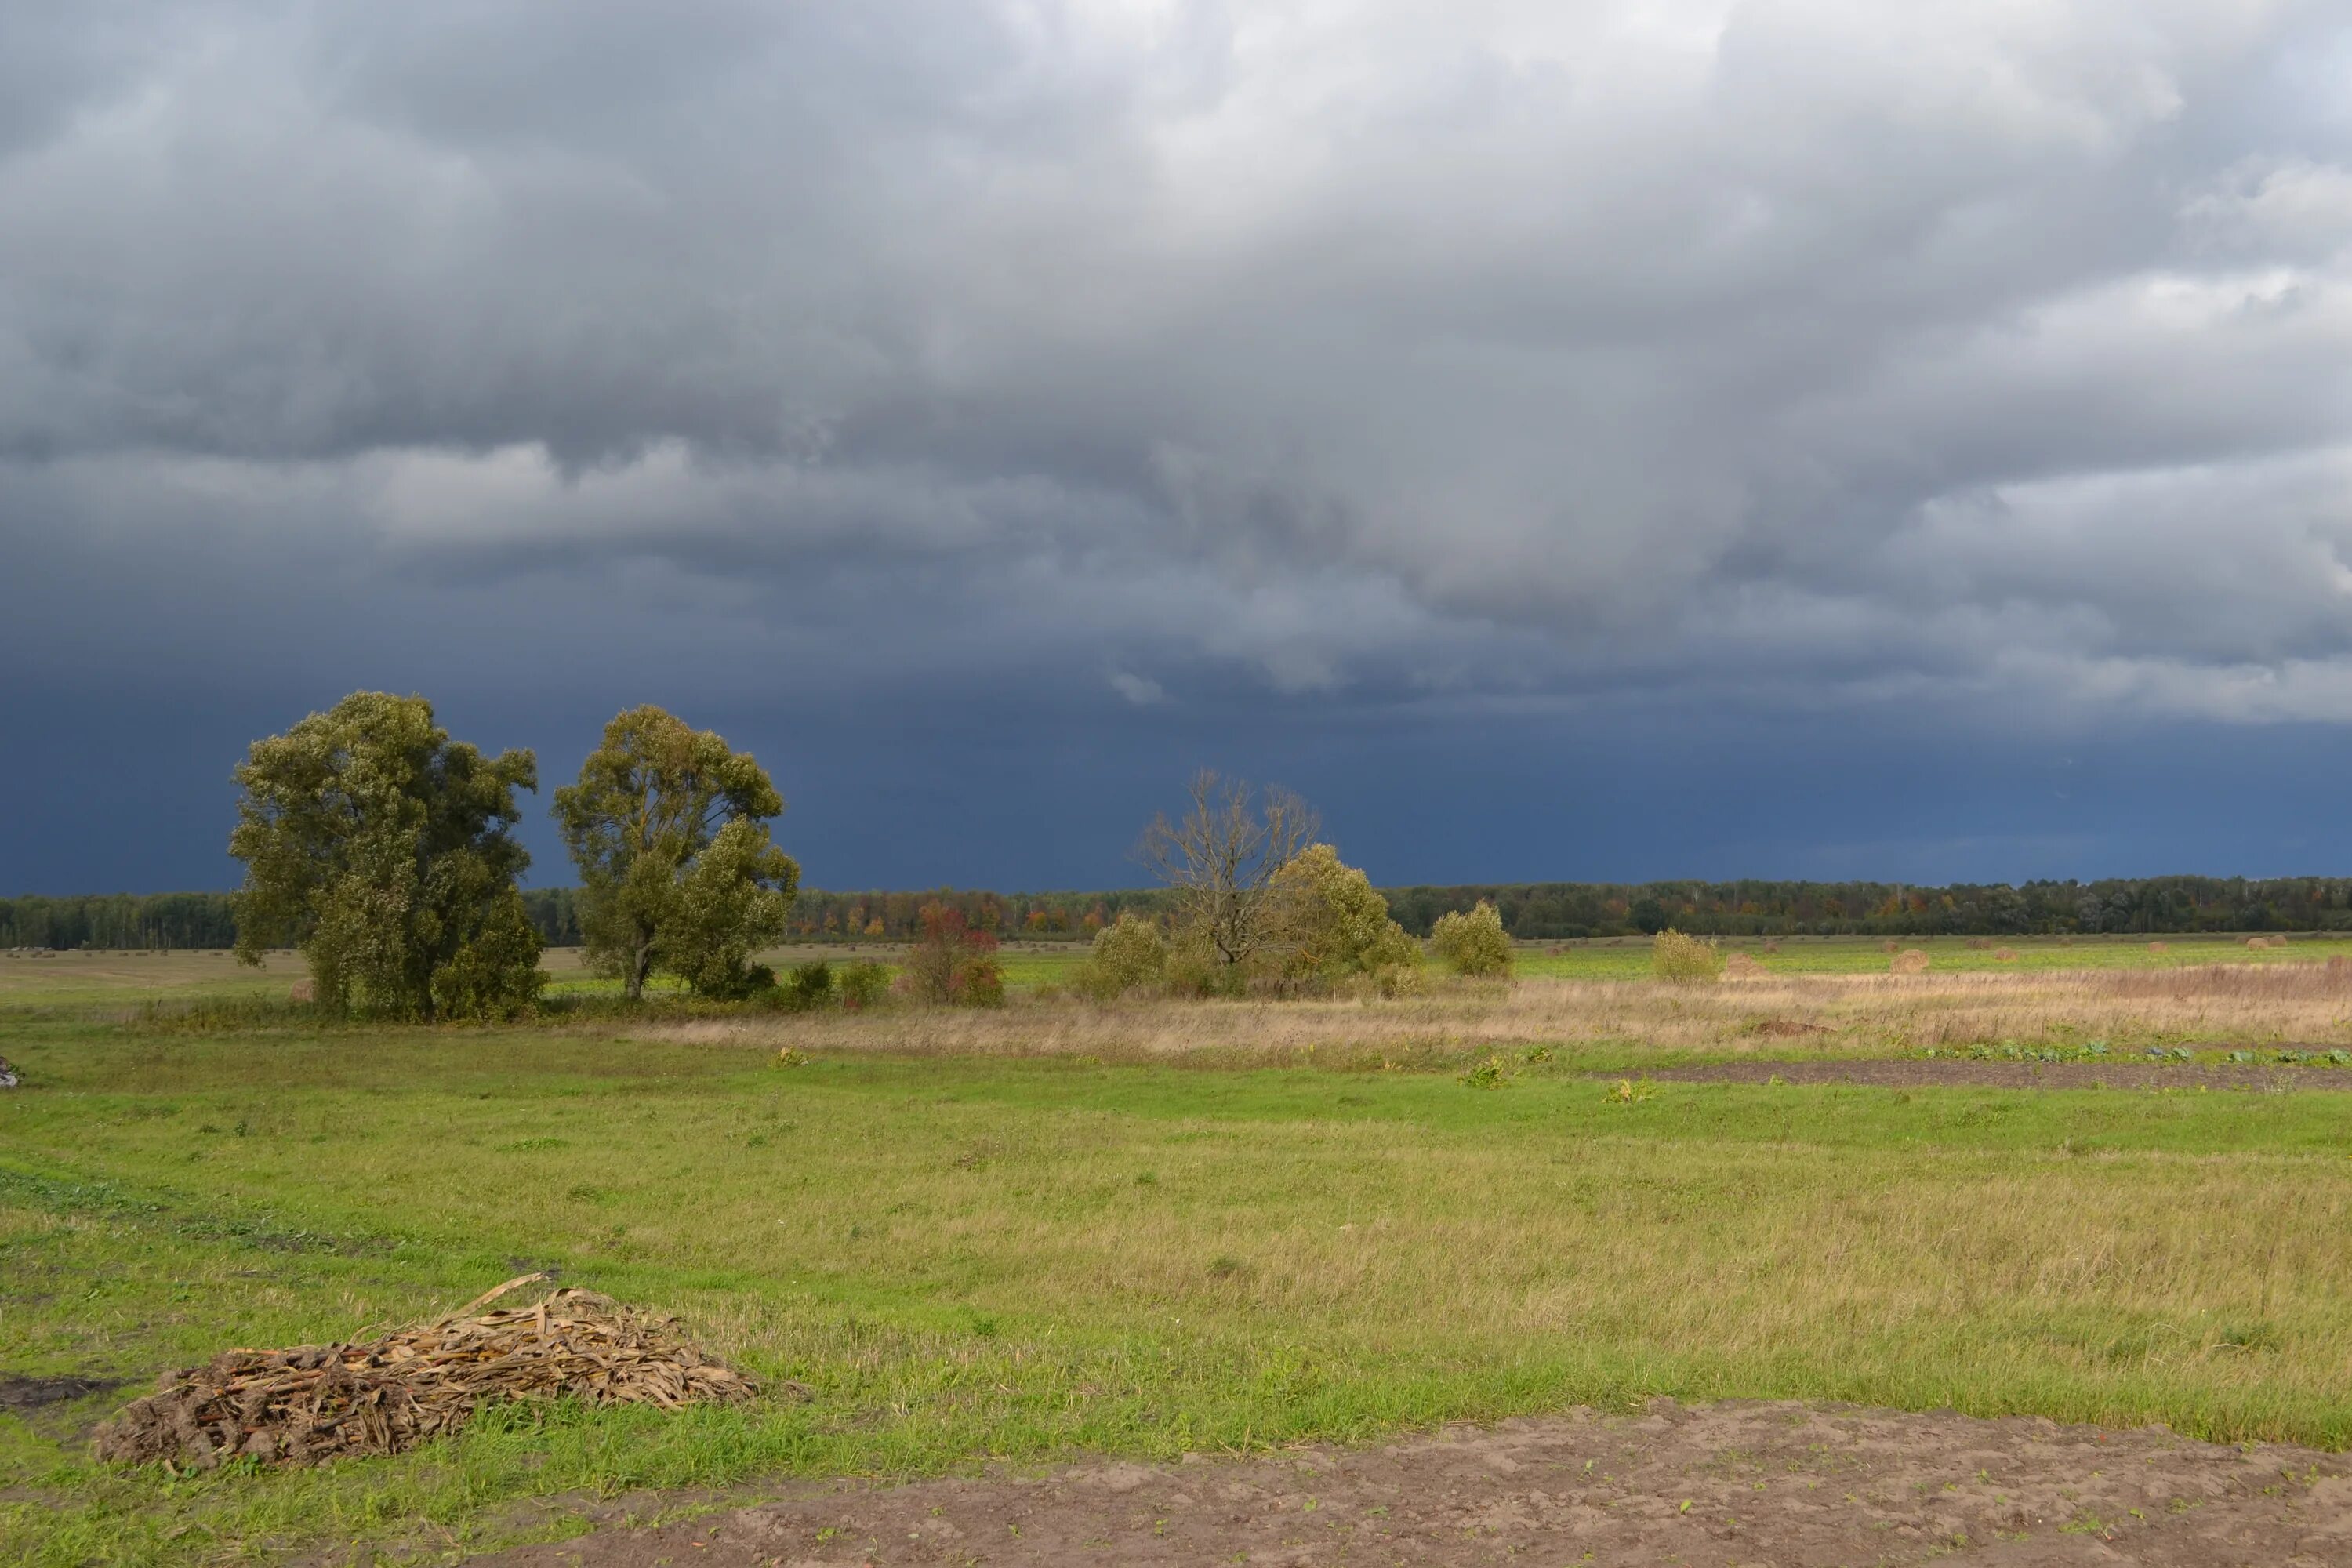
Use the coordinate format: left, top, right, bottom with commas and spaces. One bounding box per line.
7, 1, 2352, 894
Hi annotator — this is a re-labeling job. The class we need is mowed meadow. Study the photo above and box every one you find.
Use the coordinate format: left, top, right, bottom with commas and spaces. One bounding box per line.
5, 939, 2352, 1564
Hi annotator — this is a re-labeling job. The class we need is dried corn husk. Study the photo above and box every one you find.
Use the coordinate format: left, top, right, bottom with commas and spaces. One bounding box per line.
93, 1275, 756, 1468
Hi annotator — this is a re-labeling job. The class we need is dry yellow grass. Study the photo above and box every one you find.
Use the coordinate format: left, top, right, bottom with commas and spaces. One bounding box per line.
637, 963, 2352, 1067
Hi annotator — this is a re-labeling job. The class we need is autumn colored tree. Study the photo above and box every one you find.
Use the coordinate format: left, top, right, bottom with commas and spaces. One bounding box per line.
904, 902, 1004, 1006
553, 706, 799, 1000
229, 691, 543, 1020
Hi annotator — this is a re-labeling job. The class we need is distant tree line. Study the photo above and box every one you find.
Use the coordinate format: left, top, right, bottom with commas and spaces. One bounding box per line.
1382, 876, 2352, 938
780, 887, 1175, 942
20, 874, 2352, 953
0, 893, 241, 950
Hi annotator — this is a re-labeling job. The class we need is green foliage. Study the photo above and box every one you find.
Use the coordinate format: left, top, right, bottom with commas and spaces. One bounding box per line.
837, 960, 890, 1010
552, 706, 799, 1000
1460, 1052, 1509, 1088
1073, 913, 1167, 1000
1650, 928, 1722, 984
0, 892, 238, 951
1269, 844, 1421, 987
1160, 932, 1243, 998
782, 960, 835, 1012
426, 893, 546, 1022
227, 691, 543, 1021
1430, 900, 1512, 977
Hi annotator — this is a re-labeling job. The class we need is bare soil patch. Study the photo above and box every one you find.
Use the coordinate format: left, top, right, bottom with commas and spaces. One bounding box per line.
471, 1400, 2350, 1567
0, 1374, 114, 1412
1624, 1059, 2349, 1091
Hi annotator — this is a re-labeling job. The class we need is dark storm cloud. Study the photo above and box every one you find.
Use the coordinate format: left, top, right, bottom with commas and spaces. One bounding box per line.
7, 2, 2352, 894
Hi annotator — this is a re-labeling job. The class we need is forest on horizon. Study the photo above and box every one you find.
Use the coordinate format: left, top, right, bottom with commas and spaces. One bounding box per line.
11, 873, 2352, 950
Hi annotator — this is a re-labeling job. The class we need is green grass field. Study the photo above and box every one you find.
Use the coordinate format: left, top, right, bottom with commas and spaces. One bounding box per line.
5, 948, 2352, 1565
5, 930, 2335, 1007
1511, 932, 2352, 979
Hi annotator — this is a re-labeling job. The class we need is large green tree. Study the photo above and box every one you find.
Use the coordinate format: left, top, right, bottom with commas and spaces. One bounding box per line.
553, 706, 800, 999
1268, 843, 1421, 983
230, 692, 543, 1020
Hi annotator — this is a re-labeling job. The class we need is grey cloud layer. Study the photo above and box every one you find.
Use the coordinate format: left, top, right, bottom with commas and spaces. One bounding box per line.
5, 0, 2351, 718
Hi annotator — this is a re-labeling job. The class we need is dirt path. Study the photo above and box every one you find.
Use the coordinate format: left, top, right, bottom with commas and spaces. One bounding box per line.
1619, 1059, 2347, 1091
472, 1400, 2350, 1567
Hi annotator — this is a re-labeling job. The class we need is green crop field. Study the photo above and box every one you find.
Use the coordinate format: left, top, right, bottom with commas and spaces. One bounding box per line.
5, 950, 2352, 1565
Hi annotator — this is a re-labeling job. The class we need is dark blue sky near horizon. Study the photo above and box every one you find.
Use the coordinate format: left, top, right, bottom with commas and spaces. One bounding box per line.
6, 3, 2352, 898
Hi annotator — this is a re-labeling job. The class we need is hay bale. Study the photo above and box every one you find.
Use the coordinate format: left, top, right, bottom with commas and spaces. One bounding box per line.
93, 1276, 757, 1470
2147, 941, 2169, 953
289, 979, 315, 1004
1889, 949, 1929, 975
1723, 951, 1763, 976
1760, 940, 1781, 954
1994, 948, 2019, 962
1880, 939, 1900, 953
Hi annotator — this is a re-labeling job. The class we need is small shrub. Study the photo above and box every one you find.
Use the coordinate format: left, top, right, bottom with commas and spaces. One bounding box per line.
1430, 902, 1513, 978
756, 960, 837, 1012
1074, 913, 1167, 1000
1606, 1077, 1657, 1104
1523, 1044, 1553, 1065
1372, 961, 1425, 999
1461, 1054, 1508, 1089
1651, 928, 1722, 984
837, 961, 889, 1011
775, 1047, 810, 1068
1162, 938, 1241, 999
961, 959, 1005, 1008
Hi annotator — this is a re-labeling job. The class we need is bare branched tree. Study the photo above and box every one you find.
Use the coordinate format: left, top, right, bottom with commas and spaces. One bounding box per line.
1137, 771, 1319, 967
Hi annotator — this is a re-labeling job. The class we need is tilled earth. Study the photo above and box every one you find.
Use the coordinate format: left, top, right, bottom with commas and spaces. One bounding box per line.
471, 1400, 2351, 1567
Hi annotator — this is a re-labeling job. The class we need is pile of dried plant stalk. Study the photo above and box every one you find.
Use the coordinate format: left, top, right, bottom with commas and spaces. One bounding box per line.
94, 1274, 756, 1469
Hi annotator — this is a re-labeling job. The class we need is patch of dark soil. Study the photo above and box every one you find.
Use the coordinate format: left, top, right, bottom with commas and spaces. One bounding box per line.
0, 1374, 115, 1411
467, 1399, 2351, 1567
1623, 1059, 2347, 1091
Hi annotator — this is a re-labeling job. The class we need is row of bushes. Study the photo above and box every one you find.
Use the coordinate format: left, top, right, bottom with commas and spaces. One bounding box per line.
1060, 895, 1515, 1002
